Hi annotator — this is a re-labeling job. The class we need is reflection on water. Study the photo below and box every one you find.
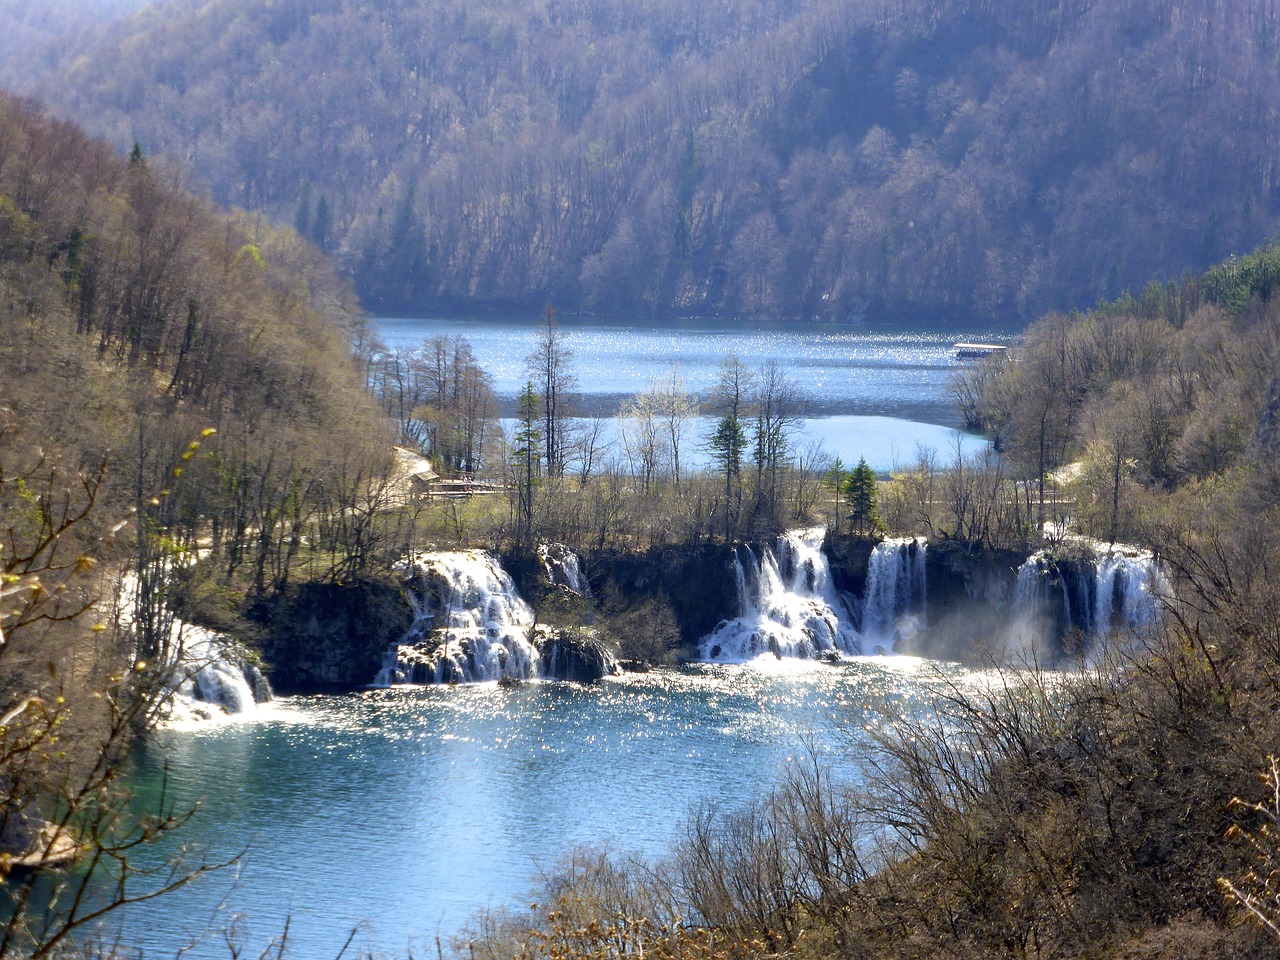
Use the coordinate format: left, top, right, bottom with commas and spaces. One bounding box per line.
375, 316, 1013, 426
496, 412, 984, 474
112, 660, 975, 958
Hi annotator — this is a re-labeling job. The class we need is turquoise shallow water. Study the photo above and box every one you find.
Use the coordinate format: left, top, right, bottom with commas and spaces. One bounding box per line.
105, 658, 969, 959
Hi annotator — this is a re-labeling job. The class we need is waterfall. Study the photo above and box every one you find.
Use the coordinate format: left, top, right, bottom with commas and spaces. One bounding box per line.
378, 550, 542, 684
1008, 540, 1171, 657
169, 625, 273, 722
860, 538, 927, 652
112, 572, 270, 723
699, 528, 859, 662
539, 543, 591, 596
1011, 554, 1046, 645
1092, 548, 1170, 641
1008, 552, 1078, 655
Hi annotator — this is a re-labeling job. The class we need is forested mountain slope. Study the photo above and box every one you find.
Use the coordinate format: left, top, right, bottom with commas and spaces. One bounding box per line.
0, 0, 157, 89
0, 91, 390, 662
27, 0, 1280, 322
0, 93, 401, 948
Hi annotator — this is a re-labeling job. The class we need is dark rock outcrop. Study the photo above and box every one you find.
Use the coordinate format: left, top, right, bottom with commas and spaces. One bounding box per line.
540, 629, 619, 682
823, 533, 879, 598
251, 577, 410, 691
585, 543, 741, 648
905, 540, 1023, 661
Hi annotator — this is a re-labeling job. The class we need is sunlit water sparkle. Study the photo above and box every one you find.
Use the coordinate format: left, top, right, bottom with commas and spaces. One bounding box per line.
110, 660, 976, 958
375, 316, 1010, 471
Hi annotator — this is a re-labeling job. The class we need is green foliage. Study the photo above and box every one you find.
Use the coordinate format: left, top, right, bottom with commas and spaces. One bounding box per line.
514, 382, 543, 477
1202, 244, 1280, 314
311, 193, 332, 250
234, 242, 264, 268
597, 584, 681, 666
844, 457, 880, 536
955, 238, 1280, 545
512, 381, 542, 545
707, 415, 747, 482
0, 89, 393, 616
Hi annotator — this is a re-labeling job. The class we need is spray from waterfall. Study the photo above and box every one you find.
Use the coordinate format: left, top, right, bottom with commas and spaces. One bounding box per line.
1008, 539, 1171, 658
169, 626, 272, 722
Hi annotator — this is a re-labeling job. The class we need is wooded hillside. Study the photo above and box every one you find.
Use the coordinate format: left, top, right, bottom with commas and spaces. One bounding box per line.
25, 0, 1280, 322
0, 91, 392, 677
0, 0, 154, 89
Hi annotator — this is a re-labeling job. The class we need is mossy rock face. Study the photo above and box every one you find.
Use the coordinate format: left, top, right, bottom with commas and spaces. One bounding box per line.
251, 577, 411, 691
498, 547, 549, 605
823, 533, 879, 598
540, 629, 618, 682
587, 543, 741, 647
922, 540, 1024, 606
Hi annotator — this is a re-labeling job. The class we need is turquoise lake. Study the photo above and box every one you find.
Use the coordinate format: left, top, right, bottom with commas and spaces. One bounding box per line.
374, 316, 1012, 471
111, 659, 972, 959
75, 318, 1019, 957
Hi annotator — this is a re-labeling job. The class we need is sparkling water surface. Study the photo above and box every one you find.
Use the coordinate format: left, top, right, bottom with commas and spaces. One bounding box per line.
375, 316, 1011, 469
114, 659, 972, 959
98, 317, 1017, 957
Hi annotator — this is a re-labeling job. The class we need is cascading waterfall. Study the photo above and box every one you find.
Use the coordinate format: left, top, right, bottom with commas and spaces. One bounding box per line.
170, 626, 272, 722
1092, 548, 1170, 640
539, 542, 591, 596
1009, 540, 1171, 656
1008, 552, 1080, 655
378, 550, 542, 684
113, 572, 270, 722
700, 528, 859, 662
860, 538, 927, 652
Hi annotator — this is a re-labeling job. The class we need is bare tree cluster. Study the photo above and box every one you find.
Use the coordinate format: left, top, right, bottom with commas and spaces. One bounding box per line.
369, 335, 498, 474
953, 252, 1280, 546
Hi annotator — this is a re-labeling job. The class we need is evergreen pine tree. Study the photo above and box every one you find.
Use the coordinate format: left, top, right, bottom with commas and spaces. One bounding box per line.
312, 193, 332, 249
294, 182, 312, 238
846, 457, 880, 536
824, 456, 848, 533
512, 382, 542, 546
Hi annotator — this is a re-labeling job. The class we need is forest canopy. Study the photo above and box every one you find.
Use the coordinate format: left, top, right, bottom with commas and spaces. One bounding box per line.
17, 0, 1280, 322
0, 90, 391, 651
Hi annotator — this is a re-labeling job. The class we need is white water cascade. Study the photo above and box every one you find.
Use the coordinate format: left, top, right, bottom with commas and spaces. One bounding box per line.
113, 572, 270, 723
860, 538, 927, 652
169, 625, 271, 723
378, 551, 541, 684
699, 528, 860, 662
1092, 548, 1170, 640
1009, 551, 1076, 655
1009, 540, 1171, 656
539, 542, 590, 596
